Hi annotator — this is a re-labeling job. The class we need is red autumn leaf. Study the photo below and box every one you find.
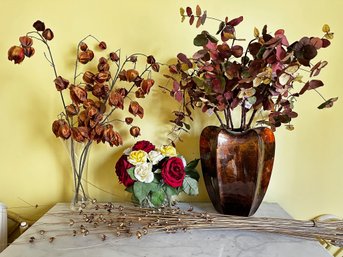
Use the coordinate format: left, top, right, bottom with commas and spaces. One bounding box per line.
186, 7, 192, 16
310, 37, 323, 49
227, 16, 243, 27
201, 11, 207, 25
317, 97, 338, 109
321, 39, 331, 48
231, 45, 243, 58
299, 80, 324, 95
177, 53, 192, 68
196, 17, 202, 28
189, 15, 195, 25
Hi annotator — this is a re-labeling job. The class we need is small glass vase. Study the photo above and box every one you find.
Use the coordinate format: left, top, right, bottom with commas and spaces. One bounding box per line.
63, 138, 92, 210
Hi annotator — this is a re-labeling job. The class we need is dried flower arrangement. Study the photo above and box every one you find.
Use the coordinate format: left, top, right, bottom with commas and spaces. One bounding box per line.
7, 20, 160, 207
163, 5, 337, 135
115, 140, 199, 207
21, 202, 343, 247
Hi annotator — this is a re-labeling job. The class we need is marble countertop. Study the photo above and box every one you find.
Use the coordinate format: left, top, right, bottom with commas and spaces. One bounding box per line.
0, 202, 331, 257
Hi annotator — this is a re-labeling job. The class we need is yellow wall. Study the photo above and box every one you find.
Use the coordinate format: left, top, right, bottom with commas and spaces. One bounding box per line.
0, 0, 342, 220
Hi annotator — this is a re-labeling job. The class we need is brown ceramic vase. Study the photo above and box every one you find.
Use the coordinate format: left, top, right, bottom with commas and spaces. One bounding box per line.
199, 126, 275, 216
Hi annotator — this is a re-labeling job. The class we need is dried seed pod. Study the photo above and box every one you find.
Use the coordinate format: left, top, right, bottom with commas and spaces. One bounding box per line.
147, 55, 156, 64
152, 63, 160, 72
23, 47, 35, 58
129, 55, 137, 63
66, 104, 79, 117
129, 126, 141, 137
142, 227, 148, 235
125, 117, 133, 125
110, 52, 119, 62
79, 42, 88, 51
141, 79, 155, 94
54, 76, 69, 91
95, 71, 111, 83
129, 101, 144, 119
19, 36, 33, 47
42, 28, 54, 40
98, 62, 110, 72
136, 231, 142, 239
49, 237, 55, 243
83, 71, 95, 84
33, 20, 45, 31
98, 41, 107, 50
135, 88, 145, 98
126, 69, 139, 82
8, 46, 25, 64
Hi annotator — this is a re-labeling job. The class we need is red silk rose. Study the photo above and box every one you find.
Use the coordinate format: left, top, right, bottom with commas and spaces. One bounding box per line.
132, 140, 155, 153
115, 155, 135, 187
161, 157, 185, 188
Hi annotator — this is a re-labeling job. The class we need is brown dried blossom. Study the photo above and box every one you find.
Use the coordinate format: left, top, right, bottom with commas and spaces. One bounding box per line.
130, 126, 141, 137
8, 46, 25, 64
8, 19, 160, 148
126, 69, 139, 82
33, 20, 45, 31
23, 47, 35, 58
42, 28, 54, 40
54, 76, 69, 91
129, 101, 144, 118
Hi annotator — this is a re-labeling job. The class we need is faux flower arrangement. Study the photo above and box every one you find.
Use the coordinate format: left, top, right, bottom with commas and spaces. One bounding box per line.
7, 20, 160, 207
115, 140, 200, 207
164, 5, 337, 133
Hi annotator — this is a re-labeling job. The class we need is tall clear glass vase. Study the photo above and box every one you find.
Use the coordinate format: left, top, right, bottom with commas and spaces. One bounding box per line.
63, 138, 92, 210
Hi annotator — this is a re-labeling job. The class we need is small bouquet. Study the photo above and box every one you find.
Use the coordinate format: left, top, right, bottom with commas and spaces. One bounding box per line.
115, 140, 200, 207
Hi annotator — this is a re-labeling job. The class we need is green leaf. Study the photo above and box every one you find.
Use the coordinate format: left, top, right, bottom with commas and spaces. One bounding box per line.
125, 186, 133, 193
216, 21, 225, 35
133, 182, 154, 203
127, 167, 136, 180
163, 184, 178, 197
207, 33, 218, 43
186, 159, 200, 170
192, 77, 205, 89
185, 169, 200, 182
150, 189, 166, 207
194, 34, 208, 46
182, 176, 199, 196
131, 193, 139, 205
183, 122, 191, 130
247, 96, 257, 105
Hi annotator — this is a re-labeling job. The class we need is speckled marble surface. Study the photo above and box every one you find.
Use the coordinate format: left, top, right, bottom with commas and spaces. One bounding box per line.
0, 202, 331, 257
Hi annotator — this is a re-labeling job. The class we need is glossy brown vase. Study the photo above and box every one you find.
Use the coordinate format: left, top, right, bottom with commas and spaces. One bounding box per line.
199, 126, 275, 216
